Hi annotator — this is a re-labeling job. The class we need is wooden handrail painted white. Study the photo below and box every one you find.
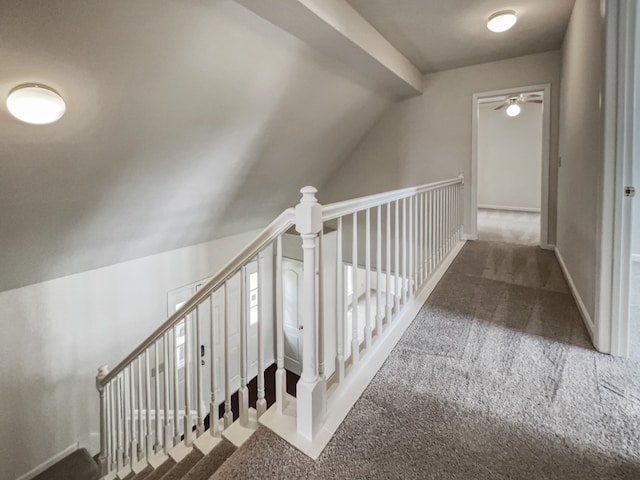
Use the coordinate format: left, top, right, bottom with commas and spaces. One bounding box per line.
321, 176, 463, 221
99, 208, 296, 386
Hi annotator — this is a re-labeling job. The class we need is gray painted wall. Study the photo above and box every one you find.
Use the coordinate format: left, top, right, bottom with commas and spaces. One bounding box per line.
634, 3, 640, 260
556, 0, 605, 323
478, 103, 543, 211
0, 231, 259, 480
321, 51, 562, 245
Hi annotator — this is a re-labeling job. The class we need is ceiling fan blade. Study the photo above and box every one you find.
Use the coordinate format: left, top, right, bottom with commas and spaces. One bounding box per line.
523, 99, 543, 104
521, 94, 542, 100
494, 103, 507, 110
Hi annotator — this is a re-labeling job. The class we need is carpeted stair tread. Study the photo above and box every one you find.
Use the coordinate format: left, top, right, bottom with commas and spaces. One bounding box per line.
130, 464, 154, 480
121, 471, 136, 480
183, 439, 236, 480
32, 448, 100, 480
142, 458, 175, 480
158, 449, 203, 480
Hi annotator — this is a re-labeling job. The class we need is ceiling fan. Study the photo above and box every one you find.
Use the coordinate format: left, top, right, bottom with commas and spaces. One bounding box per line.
494, 94, 543, 116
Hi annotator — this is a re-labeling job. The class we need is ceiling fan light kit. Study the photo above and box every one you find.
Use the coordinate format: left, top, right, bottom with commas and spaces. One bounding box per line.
493, 94, 543, 117
487, 10, 517, 33
506, 103, 521, 117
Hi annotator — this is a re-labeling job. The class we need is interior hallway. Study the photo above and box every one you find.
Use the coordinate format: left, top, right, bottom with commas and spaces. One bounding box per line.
212, 241, 640, 480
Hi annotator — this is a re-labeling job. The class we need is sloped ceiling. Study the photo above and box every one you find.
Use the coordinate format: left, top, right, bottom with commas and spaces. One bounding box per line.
0, 0, 394, 292
1, 0, 577, 293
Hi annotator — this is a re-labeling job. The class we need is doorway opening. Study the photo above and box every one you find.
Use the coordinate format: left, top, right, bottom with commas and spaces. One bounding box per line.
471, 84, 552, 248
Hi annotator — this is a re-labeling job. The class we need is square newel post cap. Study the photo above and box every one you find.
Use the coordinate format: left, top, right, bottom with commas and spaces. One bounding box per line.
295, 186, 323, 235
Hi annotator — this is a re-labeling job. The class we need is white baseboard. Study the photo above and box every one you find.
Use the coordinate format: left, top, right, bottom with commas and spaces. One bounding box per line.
554, 247, 595, 341
478, 204, 541, 213
463, 233, 478, 241
16, 442, 79, 480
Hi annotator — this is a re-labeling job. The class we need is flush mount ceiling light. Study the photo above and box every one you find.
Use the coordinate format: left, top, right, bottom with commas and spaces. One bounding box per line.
6, 84, 66, 125
487, 10, 517, 33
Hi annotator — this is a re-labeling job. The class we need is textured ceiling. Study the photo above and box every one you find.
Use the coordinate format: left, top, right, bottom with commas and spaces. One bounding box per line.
346, 0, 576, 73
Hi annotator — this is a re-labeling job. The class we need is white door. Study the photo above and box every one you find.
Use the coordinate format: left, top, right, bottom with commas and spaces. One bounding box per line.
282, 258, 303, 375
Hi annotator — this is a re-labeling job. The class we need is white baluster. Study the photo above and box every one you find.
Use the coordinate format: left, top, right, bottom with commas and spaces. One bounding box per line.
402, 197, 407, 305
386, 202, 392, 323
162, 333, 171, 452
409, 195, 414, 295
375, 205, 383, 338
209, 293, 221, 437
109, 378, 115, 471
364, 208, 372, 351
447, 186, 452, 249
426, 191, 432, 275
154, 341, 160, 453
318, 229, 326, 379
172, 326, 180, 446
456, 184, 460, 240
223, 283, 233, 428
144, 350, 152, 458
257, 254, 267, 418
419, 193, 424, 284
136, 357, 143, 461
275, 236, 287, 412
129, 364, 137, 464
183, 316, 192, 446
239, 267, 249, 427
351, 211, 359, 366
444, 186, 451, 254
394, 200, 400, 315
195, 306, 204, 436
438, 189, 443, 261
459, 182, 464, 239
117, 375, 124, 470
335, 217, 345, 383
439, 189, 444, 261
295, 186, 326, 440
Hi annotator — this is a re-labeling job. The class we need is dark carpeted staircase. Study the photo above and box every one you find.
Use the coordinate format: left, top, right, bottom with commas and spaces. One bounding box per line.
33, 366, 299, 480
33, 439, 238, 480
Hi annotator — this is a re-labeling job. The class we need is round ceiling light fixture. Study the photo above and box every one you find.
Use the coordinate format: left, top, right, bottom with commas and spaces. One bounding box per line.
487, 10, 517, 33
506, 101, 521, 117
6, 84, 66, 125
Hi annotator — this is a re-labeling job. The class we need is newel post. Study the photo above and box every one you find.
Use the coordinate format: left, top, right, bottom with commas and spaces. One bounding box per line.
96, 365, 109, 476
295, 186, 327, 440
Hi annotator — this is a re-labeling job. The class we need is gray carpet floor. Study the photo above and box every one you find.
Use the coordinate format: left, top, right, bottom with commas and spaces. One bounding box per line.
213, 241, 640, 480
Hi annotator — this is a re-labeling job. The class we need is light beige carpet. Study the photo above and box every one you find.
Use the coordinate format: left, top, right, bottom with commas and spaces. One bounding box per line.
212, 241, 640, 479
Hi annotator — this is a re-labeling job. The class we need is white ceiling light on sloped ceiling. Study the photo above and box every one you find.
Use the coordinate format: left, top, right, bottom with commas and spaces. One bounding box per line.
487, 10, 517, 33
6, 84, 66, 125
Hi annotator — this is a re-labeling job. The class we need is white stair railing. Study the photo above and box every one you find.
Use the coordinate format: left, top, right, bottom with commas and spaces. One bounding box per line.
96, 175, 465, 476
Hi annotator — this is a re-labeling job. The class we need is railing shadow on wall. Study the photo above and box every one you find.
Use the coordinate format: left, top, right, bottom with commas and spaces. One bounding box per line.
95, 175, 465, 478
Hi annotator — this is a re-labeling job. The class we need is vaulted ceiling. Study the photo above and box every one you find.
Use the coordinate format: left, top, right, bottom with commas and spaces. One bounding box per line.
0, 0, 575, 292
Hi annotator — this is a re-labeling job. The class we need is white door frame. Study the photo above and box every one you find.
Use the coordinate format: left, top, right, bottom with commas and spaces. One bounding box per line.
471, 83, 552, 249
599, 0, 637, 356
